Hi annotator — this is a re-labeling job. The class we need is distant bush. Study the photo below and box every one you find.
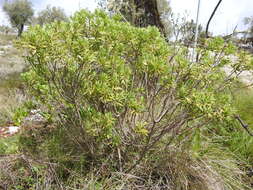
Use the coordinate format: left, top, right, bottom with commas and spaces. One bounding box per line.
36, 5, 68, 26
16, 10, 253, 189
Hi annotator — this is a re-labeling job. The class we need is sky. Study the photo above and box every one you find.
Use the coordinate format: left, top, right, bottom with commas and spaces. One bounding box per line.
0, 0, 252, 35
170, 0, 253, 35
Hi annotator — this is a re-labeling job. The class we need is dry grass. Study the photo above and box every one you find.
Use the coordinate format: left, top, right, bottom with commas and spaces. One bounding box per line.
0, 33, 16, 46
0, 34, 27, 125
0, 88, 26, 125
0, 143, 249, 190
0, 35, 26, 78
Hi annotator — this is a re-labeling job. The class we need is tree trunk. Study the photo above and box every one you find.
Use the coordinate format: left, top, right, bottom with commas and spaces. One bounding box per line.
133, 0, 166, 36
18, 24, 24, 37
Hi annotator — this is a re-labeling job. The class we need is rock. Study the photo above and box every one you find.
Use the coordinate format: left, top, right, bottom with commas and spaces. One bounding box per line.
222, 65, 253, 86
23, 109, 45, 125
0, 109, 46, 139
8, 126, 19, 134
1, 44, 12, 50
0, 125, 20, 138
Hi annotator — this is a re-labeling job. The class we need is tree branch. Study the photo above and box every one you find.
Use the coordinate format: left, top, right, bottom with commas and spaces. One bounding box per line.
205, 0, 223, 38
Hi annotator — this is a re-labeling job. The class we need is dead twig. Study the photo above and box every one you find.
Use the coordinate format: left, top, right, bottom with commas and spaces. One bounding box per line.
235, 114, 253, 136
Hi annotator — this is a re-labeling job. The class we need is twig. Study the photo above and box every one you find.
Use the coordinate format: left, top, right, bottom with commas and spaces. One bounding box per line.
235, 115, 253, 136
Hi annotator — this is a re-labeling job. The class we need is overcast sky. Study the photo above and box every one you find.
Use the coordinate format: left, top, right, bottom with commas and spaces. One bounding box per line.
0, 0, 252, 35
171, 0, 252, 35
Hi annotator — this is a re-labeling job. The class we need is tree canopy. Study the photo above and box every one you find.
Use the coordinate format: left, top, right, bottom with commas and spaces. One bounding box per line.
36, 5, 68, 26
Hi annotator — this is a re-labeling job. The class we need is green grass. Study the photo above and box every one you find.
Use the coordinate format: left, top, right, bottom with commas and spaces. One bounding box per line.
234, 88, 253, 126
228, 87, 253, 162
0, 135, 19, 154
0, 72, 25, 124
202, 85, 253, 164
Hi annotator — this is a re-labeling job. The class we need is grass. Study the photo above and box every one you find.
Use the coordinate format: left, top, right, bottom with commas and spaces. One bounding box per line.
0, 42, 25, 79
0, 72, 23, 89
234, 87, 253, 126
0, 88, 26, 126
225, 86, 253, 162
0, 135, 250, 190
0, 33, 16, 46
193, 84, 253, 189
0, 140, 250, 190
0, 135, 19, 154
0, 69, 26, 126
0, 34, 26, 125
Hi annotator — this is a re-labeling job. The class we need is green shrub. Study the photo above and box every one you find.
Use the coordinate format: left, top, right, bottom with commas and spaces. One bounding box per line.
16, 10, 253, 189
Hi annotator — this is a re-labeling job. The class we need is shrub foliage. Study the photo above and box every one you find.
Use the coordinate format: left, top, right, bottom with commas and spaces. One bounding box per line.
17, 10, 253, 188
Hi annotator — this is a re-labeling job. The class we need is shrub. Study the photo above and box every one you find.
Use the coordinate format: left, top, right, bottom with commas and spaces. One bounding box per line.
17, 10, 253, 189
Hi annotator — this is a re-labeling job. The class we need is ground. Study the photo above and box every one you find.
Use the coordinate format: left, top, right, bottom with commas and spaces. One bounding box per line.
0, 34, 26, 126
